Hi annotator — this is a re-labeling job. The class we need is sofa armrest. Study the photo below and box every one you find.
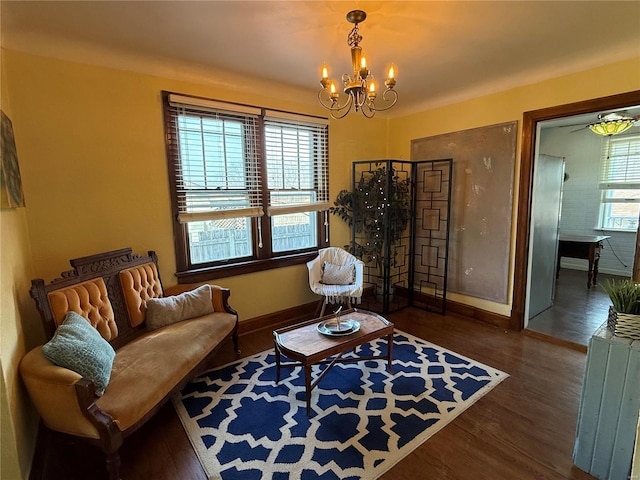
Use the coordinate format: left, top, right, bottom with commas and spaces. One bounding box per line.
164, 283, 237, 316
19, 346, 101, 439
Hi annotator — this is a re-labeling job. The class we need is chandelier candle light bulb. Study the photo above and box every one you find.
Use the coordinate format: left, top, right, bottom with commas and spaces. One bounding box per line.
359, 55, 369, 79
368, 80, 377, 101
386, 64, 396, 89
318, 10, 398, 119
330, 82, 339, 101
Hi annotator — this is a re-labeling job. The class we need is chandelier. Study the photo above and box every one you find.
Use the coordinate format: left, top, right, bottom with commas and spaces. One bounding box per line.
588, 113, 636, 136
318, 10, 397, 119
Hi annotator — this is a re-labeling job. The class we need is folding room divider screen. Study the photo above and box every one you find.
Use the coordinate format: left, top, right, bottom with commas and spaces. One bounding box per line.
345, 159, 452, 314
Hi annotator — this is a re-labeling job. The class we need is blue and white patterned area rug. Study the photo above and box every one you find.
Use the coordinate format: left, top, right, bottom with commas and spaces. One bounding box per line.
173, 330, 508, 480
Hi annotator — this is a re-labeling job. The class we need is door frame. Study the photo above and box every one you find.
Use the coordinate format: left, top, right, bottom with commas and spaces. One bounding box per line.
511, 90, 640, 330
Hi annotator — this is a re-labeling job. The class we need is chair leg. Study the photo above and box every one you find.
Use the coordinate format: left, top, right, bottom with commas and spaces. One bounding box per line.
319, 300, 327, 317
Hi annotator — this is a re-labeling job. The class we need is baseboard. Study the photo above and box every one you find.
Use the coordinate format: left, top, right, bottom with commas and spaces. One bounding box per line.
598, 269, 631, 277
445, 298, 515, 329
237, 301, 318, 336
560, 262, 630, 278
238, 297, 515, 336
398, 286, 513, 330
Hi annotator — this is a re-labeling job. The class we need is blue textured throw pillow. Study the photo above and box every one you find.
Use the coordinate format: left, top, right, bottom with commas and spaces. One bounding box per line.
42, 311, 116, 396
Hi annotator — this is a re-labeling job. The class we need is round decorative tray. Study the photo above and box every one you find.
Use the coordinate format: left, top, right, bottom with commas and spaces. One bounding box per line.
317, 318, 361, 336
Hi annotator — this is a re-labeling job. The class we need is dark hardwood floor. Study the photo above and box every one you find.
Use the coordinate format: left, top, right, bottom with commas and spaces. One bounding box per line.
526, 268, 623, 349
33, 307, 596, 480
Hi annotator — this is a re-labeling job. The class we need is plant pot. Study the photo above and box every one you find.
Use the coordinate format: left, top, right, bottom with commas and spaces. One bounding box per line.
607, 306, 640, 340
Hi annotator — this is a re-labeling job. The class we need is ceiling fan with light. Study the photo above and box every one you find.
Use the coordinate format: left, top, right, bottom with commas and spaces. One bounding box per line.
567, 111, 640, 135
586, 112, 639, 136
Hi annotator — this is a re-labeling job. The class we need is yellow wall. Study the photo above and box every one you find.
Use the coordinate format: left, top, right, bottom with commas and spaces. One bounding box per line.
388, 57, 640, 315
2, 49, 388, 322
329, 114, 390, 247
0, 49, 42, 480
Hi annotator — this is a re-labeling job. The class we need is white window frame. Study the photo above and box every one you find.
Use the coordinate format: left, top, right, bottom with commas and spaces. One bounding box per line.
598, 133, 640, 232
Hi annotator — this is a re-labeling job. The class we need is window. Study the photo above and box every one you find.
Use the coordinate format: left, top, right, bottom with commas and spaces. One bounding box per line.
163, 92, 329, 282
598, 134, 640, 231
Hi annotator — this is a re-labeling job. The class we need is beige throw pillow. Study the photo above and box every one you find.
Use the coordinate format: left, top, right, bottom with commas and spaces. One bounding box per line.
321, 262, 355, 285
145, 284, 213, 331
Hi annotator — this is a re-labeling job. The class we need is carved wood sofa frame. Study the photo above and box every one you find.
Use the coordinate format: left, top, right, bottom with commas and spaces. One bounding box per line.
25, 248, 239, 480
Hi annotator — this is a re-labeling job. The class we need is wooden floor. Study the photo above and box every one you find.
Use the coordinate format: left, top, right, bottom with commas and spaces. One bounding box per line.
33, 308, 596, 480
526, 268, 623, 348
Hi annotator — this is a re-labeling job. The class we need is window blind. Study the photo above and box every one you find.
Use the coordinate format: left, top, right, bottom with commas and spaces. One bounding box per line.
263, 110, 330, 216
166, 94, 264, 223
599, 134, 640, 190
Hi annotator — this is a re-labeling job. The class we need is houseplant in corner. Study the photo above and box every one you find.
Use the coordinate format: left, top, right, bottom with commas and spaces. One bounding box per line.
329, 163, 412, 303
602, 278, 640, 340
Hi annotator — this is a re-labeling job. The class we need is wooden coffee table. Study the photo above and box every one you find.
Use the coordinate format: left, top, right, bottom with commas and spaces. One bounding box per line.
273, 308, 394, 416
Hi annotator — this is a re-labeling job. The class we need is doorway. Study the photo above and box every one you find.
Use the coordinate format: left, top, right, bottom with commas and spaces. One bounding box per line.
512, 90, 640, 347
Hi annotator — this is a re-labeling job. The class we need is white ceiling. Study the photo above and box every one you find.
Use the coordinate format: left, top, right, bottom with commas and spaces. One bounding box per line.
1, 1, 640, 117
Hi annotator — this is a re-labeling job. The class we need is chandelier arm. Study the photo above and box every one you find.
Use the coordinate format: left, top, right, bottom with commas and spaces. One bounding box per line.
329, 96, 356, 120
360, 102, 376, 118
317, 92, 355, 120
317, 89, 354, 113
368, 89, 398, 112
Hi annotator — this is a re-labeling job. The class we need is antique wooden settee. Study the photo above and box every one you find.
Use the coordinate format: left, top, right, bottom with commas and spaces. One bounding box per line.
19, 248, 239, 480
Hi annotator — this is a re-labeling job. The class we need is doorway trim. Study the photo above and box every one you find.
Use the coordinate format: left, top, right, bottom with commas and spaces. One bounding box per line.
511, 90, 640, 330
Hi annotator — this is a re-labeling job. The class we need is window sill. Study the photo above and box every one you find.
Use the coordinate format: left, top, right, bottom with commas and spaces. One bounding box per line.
175, 251, 318, 284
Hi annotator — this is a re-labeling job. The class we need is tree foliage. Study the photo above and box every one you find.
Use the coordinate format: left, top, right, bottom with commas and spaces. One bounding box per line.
329, 164, 412, 271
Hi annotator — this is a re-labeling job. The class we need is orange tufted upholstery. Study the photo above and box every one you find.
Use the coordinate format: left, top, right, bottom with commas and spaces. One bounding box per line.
22, 248, 240, 480
47, 278, 118, 341
119, 262, 163, 327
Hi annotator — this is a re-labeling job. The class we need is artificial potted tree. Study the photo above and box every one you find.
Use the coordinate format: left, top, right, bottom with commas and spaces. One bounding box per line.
330, 163, 412, 306
601, 278, 640, 339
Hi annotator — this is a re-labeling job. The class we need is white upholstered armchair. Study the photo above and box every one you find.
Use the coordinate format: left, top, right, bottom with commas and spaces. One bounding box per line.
307, 247, 364, 317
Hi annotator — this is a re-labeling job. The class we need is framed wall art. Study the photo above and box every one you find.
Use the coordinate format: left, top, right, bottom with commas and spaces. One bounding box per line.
1, 110, 25, 209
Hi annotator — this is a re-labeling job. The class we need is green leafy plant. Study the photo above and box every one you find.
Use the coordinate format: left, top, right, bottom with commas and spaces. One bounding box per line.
601, 278, 640, 314
329, 164, 411, 272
